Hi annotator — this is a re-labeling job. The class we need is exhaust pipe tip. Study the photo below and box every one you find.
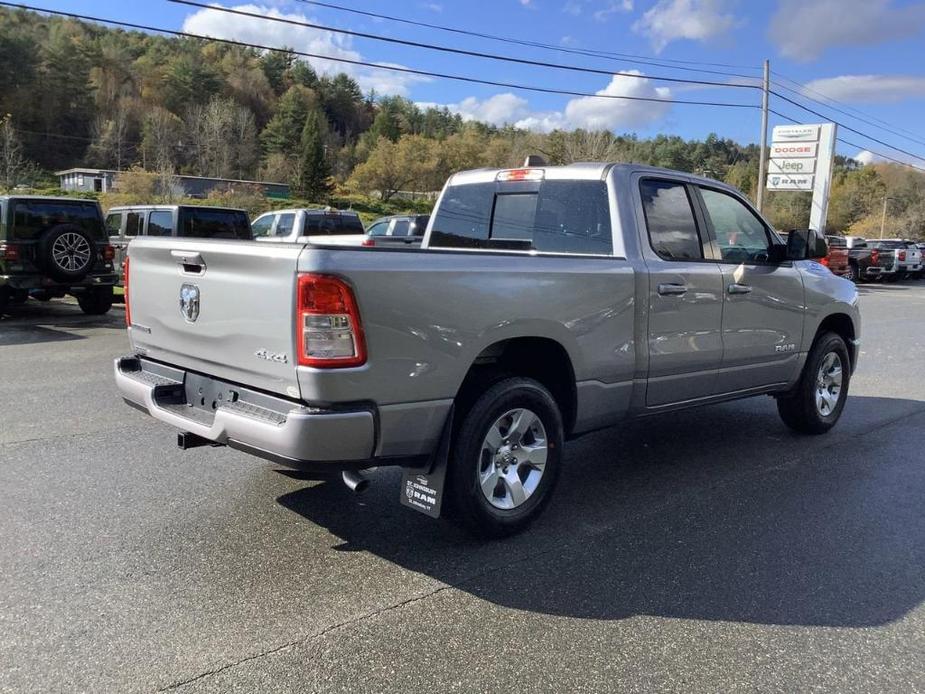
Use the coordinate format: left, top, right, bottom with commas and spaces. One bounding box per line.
342, 469, 370, 494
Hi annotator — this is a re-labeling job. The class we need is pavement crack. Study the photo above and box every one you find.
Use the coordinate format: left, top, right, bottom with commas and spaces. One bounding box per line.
156, 585, 456, 692
156, 400, 925, 691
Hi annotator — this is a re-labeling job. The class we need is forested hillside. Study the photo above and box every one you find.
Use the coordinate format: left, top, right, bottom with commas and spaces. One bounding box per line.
1, 6, 924, 237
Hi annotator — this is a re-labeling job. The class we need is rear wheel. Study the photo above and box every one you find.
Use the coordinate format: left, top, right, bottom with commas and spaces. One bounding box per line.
76, 286, 113, 315
844, 262, 859, 283
777, 332, 850, 435
447, 377, 563, 538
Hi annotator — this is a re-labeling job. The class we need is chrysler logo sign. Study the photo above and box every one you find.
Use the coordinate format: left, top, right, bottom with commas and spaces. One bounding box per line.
179, 283, 200, 323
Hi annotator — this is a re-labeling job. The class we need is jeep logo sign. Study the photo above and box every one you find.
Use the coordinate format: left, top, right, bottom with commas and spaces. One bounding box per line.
769, 158, 816, 175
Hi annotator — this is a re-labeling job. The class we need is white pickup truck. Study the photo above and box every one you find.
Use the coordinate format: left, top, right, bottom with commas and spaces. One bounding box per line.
116, 162, 860, 537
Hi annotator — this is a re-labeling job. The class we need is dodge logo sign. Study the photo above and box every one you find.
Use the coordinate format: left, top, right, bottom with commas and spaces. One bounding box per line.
179, 283, 200, 323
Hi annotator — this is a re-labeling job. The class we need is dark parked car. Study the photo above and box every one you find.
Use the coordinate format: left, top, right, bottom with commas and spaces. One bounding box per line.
0, 196, 117, 314
364, 214, 430, 247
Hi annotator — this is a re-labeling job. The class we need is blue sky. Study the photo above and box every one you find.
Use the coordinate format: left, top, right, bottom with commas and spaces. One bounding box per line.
41, 0, 925, 163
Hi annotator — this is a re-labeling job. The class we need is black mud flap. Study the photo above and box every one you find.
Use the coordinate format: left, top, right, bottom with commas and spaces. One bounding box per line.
399, 405, 453, 519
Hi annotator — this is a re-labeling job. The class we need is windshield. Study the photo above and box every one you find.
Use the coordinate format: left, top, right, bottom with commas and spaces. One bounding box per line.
11, 200, 105, 241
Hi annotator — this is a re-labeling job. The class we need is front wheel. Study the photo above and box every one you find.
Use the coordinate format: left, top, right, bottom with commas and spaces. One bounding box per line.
447, 377, 563, 538
777, 332, 850, 435
76, 286, 114, 315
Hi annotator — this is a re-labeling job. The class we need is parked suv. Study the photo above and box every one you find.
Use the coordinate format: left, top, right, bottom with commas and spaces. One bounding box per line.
106, 205, 252, 274
0, 196, 117, 314
252, 208, 365, 244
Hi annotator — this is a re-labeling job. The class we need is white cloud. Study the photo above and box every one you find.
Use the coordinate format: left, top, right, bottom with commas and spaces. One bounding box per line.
418, 71, 671, 133
632, 0, 739, 52
769, 0, 925, 62
804, 75, 925, 104
564, 72, 671, 129
562, 0, 633, 18
181, 4, 429, 96
853, 149, 923, 167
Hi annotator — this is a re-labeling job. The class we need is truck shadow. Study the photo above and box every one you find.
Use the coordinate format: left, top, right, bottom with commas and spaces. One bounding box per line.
276, 394, 925, 629
0, 299, 124, 345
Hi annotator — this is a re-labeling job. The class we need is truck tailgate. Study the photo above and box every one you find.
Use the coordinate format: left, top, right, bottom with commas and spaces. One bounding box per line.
127, 238, 302, 398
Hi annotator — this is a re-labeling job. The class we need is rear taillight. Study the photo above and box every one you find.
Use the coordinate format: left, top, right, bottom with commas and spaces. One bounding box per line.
899, 250, 906, 261
123, 257, 131, 328
296, 274, 366, 368
102, 245, 115, 262
361, 238, 376, 247
0, 243, 20, 261
871, 249, 879, 264
819, 256, 829, 266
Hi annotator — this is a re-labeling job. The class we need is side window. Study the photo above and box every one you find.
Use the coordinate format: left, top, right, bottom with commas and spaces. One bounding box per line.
699, 188, 771, 263
639, 180, 703, 260
125, 212, 143, 237
251, 214, 274, 238
366, 221, 389, 237
275, 213, 296, 237
429, 183, 494, 247
147, 211, 173, 237
105, 212, 122, 236
391, 219, 410, 237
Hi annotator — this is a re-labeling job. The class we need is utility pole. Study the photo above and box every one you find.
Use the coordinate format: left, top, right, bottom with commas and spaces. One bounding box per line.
880, 196, 892, 239
756, 59, 770, 213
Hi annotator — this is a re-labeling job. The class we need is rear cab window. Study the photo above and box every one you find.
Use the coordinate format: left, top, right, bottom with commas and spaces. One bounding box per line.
10, 200, 105, 241
178, 208, 251, 240
304, 212, 365, 236
147, 211, 173, 237
429, 179, 612, 255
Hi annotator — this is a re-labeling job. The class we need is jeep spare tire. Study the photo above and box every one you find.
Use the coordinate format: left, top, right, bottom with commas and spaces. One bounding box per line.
40, 224, 96, 282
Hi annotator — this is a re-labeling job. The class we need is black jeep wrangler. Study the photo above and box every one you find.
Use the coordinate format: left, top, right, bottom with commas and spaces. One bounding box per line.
0, 196, 118, 314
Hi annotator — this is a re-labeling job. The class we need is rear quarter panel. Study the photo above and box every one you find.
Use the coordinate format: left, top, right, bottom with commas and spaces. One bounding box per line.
296, 247, 637, 426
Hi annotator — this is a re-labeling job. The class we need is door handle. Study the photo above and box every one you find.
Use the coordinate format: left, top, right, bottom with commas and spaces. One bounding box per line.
171, 250, 206, 274
727, 283, 752, 294
657, 283, 688, 296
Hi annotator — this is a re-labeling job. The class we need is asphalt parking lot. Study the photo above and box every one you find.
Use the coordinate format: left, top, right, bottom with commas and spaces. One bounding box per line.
1, 285, 923, 693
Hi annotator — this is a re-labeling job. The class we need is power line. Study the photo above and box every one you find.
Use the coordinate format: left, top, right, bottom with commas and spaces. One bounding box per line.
292, 0, 761, 78
770, 90, 925, 166
772, 70, 925, 143
770, 75, 925, 149
167, 0, 759, 91
768, 108, 925, 173
0, 2, 759, 111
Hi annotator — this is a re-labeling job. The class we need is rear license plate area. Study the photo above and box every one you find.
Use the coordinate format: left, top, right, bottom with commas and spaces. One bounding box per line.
185, 372, 240, 414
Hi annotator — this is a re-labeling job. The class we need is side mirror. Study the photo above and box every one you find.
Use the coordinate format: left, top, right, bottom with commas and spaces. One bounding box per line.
786, 228, 828, 261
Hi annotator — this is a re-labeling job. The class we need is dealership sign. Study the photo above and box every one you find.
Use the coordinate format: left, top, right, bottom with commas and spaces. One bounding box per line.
766, 122, 837, 231
770, 142, 818, 158
771, 125, 820, 142
767, 174, 813, 191
769, 158, 816, 175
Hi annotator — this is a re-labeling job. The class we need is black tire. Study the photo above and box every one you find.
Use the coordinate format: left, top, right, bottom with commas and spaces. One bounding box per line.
76, 286, 113, 315
844, 262, 859, 283
777, 332, 850, 435
447, 377, 563, 539
39, 224, 97, 283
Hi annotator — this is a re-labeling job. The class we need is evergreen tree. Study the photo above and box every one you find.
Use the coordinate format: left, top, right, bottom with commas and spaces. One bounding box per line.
296, 108, 332, 200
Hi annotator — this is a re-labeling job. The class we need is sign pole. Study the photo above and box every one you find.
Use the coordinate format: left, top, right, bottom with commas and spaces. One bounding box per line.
808, 123, 837, 233
756, 59, 770, 213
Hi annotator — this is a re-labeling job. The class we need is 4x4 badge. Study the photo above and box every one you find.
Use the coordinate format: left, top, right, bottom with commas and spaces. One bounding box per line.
179, 283, 200, 323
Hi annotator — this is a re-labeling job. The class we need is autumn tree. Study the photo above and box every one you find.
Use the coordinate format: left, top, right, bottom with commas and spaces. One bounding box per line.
349, 135, 436, 201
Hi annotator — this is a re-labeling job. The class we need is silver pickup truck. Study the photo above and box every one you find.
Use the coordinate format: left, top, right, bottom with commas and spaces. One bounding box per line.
116, 163, 860, 537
